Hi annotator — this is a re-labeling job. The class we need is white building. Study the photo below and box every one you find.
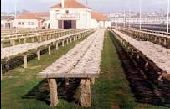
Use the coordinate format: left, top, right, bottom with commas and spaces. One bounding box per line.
1, 16, 14, 29
14, 12, 49, 29
50, 0, 111, 29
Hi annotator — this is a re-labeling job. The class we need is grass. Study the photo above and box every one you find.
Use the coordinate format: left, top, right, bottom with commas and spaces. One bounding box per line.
1, 30, 170, 109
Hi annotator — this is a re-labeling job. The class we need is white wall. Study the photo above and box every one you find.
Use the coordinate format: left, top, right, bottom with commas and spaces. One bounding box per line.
90, 18, 98, 28
105, 21, 111, 28
50, 8, 92, 29
1, 20, 14, 29
14, 19, 39, 28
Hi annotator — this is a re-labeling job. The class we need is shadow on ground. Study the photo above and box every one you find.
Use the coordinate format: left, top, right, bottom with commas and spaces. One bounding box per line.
109, 31, 170, 107
22, 78, 81, 105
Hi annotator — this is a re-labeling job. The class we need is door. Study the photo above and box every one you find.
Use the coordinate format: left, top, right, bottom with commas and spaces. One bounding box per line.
71, 20, 76, 29
64, 20, 72, 29
58, 20, 63, 29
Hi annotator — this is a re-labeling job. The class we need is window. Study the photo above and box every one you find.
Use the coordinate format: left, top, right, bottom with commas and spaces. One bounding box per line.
65, 10, 69, 14
22, 22, 24, 25
18, 22, 21, 25
31, 22, 34, 25
28, 22, 34, 25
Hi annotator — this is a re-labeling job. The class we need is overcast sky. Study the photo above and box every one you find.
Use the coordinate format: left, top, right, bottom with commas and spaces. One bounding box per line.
1, 0, 169, 13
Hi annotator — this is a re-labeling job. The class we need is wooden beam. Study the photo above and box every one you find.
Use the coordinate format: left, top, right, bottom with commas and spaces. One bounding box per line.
48, 79, 59, 107
80, 79, 91, 107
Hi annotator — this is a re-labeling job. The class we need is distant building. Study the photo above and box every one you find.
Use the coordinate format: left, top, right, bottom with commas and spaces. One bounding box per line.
109, 11, 170, 26
50, 0, 111, 29
13, 12, 49, 29
1, 15, 14, 29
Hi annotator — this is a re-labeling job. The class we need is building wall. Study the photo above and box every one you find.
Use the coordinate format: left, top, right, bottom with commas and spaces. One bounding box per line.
1, 20, 13, 29
111, 17, 170, 25
90, 18, 98, 28
14, 19, 39, 28
50, 8, 92, 29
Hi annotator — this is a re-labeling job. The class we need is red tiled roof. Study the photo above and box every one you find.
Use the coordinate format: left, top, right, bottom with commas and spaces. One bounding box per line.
1, 16, 14, 20
51, 0, 89, 9
16, 12, 49, 19
91, 11, 108, 21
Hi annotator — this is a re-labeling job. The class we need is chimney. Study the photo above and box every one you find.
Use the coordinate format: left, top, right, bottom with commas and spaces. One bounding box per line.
61, 0, 65, 8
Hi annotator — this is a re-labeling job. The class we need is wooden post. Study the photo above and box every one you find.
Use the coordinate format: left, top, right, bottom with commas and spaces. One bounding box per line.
80, 79, 91, 107
19, 38, 21, 43
66, 38, 69, 45
70, 37, 72, 43
32, 37, 35, 43
65, 78, 70, 86
48, 79, 58, 107
62, 40, 65, 47
1, 43, 3, 48
12, 39, 15, 46
37, 49, 40, 60
24, 55, 27, 68
91, 78, 95, 85
1, 64, 3, 80
24, 38, 26, 44
74, 36, 76, 41
48, 45, 51, 55
56, 42, 59, 50
47, 35, 49, 40
39, 36, 42, 42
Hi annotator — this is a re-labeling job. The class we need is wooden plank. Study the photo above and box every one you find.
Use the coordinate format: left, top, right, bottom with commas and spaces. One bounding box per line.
38, 73, 98, 79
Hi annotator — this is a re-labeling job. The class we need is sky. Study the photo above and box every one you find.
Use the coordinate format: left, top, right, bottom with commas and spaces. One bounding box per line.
1, 0, 169, 13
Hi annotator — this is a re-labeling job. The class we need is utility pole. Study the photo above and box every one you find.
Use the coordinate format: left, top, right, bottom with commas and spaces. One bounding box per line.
128, 9, 130, 28
124, 10, 126, 28
139, 0, 142, 30
15, 0, 18, 32
167, 0, 170, 33
85, 0, 88, 29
